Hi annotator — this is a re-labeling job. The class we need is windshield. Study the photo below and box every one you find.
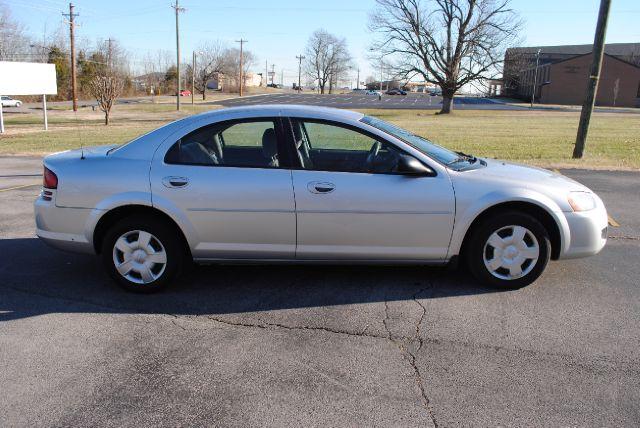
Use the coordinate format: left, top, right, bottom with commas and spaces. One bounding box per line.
360, 115, 460, 166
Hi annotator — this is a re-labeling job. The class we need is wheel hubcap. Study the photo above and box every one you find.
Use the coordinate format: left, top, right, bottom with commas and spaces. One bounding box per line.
112, 230, 167, 284
483, 225, 539, 280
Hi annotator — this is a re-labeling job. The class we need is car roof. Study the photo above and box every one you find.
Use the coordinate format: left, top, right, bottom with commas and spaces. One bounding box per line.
186, 104, 364, 123
115, 104, 367, 159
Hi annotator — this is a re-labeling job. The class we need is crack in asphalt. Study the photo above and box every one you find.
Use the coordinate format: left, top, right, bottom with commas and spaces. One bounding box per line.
380, 284, 439, 428
609, 235, 640, 241
203, 315, 389, 340
1, 280, 440, 425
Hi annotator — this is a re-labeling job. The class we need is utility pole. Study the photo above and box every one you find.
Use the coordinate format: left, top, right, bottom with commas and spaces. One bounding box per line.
530, 49, 541, 108
265, 60, 268, 87
356, 68, 360, 90
573, 0, 611, 159
172, 0, 185, 111
192, 51, 196, 105
236, 39, 247, 96
62, 3, 79, 111
296, 55, 305, 92
271, 64, 275, 85
105, 38, 114, 69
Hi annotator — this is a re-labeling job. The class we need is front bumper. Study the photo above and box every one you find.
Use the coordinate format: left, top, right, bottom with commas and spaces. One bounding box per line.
559, 196, 608, 260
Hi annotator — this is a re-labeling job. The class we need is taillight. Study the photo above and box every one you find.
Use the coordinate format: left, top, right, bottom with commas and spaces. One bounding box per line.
43, 166, 58, 189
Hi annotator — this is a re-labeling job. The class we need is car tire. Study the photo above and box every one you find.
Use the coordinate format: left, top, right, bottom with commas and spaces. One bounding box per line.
16, 102, 22, 107
466, 211, 551, 289
101, 215, 183, 293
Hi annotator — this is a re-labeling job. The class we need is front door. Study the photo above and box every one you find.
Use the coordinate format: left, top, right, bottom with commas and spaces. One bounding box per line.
151, 118, 296, 260
288, 119, 455, 261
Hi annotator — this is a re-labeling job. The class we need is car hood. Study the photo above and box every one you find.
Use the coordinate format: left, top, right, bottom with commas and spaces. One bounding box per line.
477, 158, 590, 192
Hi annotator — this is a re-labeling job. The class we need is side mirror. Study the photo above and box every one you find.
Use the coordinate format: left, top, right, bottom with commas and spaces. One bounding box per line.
397, 154, 435, 176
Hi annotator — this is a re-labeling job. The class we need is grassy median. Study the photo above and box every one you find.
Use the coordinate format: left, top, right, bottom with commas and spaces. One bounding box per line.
0, 103, 638, 170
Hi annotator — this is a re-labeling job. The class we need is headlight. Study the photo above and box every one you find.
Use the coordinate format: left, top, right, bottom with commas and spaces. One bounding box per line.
568, 192, 597, 212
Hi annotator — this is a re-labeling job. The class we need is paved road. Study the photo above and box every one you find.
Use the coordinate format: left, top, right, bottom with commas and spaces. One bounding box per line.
1, 157, 639, 427
212, 92, 527, 111
4, 93, 638, 114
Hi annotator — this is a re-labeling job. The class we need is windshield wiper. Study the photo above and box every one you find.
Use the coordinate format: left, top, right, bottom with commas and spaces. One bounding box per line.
454, 151, 477, 163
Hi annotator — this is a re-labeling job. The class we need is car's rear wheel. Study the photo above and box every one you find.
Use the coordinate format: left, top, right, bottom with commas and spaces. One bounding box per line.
466, 211, 551, 289
102, 216, 183, 292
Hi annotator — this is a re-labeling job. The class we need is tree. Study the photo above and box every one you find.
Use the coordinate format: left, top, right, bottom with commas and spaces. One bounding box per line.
192, 41, 228, 100
369, 0, 522, 113
78, 50, 108, 94
224, 47, 256, 94
88, 71, 124, 125
304, 29, 353, 94
48, 46, 70, 101
0, 2, 30, 60
141, 49, 173, 95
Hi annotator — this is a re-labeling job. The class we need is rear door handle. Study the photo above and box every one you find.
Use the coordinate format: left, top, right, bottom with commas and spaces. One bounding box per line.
162, 176, 189, 188
307, 181, 335, 194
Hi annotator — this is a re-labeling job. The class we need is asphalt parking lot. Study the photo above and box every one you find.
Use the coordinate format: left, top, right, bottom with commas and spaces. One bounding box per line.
213, 92, 526, 110
1, 156, 639, 426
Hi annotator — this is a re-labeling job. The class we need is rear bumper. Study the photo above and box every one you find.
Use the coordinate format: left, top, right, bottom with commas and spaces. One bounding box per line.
34, 196, 96, 255
559, 197, 608, 260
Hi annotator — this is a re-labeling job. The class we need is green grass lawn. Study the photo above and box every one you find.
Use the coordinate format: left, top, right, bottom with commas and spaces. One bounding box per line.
362, 109, 640, 169
0, 105, 638, 170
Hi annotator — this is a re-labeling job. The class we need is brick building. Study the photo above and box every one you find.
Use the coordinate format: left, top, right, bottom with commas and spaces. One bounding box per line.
503, 43, 640, 107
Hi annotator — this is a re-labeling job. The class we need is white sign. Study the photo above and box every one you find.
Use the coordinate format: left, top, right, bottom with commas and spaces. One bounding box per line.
0, 61, 57, 95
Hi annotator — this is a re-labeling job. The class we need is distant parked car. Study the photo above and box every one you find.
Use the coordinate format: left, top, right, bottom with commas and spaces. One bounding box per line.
35, 105, 609, 292
365, 90, 381, 96
176, 90, 191, 97
386, 89, 407, 96
429, 88, 442, 96
1, 96, 22, 107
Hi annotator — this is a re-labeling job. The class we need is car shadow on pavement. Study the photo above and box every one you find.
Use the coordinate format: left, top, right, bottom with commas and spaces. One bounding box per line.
0, 238, 504, 322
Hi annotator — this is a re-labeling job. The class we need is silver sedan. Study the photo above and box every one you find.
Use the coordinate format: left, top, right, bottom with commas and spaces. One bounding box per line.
34, 105, 608, 292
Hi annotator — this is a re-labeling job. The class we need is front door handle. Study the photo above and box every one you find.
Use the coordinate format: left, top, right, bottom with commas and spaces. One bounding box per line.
162, 176, 189, 188
307, 181, 335, 194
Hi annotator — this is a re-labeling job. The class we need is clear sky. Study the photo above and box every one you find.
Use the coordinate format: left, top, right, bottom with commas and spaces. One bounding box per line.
5, 0, 640, 84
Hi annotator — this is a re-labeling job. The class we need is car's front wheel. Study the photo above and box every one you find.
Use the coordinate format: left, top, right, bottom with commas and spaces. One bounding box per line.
15, 102, 22, 107
466, 211, 551, 289
102, 216, 183, 292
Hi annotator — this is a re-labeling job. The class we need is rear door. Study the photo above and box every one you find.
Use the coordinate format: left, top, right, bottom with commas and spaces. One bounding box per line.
287, 118, 455, 261
150, 117, 296, 260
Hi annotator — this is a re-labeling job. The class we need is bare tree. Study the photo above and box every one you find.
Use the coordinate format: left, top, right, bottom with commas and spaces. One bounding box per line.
0, 2, 31, 60
502, 48, 539, 98
224, 47, 256, 94
369, 0, 522, 113
88, 71, 124, 125
193, 41, 228, 100
304, 29, 353, 94
141, 49, 173, 95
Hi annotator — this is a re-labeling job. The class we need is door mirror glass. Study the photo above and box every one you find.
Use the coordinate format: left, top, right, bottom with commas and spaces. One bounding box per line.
397, 154, 435, 176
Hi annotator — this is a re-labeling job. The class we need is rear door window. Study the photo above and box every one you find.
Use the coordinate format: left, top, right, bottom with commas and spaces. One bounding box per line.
165, 119, 283, 168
